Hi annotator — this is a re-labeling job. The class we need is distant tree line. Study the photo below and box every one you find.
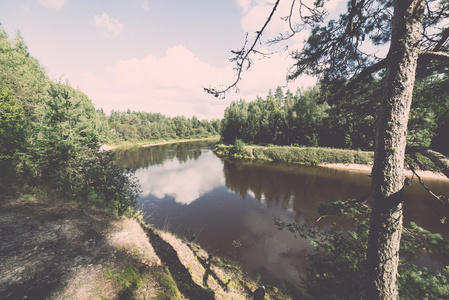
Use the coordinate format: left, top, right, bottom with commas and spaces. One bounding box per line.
220, 79, 449, 153
101, 109, 220, 142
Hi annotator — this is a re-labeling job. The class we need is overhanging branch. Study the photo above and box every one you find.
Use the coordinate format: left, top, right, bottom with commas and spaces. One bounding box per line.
204, 0, 281, 98
407, 146, 449, 179
419, 50, 449, 62
334, 58, 387, 99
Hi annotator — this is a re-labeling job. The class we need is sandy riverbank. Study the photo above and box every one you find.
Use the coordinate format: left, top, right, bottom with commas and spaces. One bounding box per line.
319, 163, 449, 180
99, 144, 118, 151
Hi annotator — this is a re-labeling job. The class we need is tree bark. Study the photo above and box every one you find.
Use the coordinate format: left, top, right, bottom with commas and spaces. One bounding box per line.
366, 0, 425, 299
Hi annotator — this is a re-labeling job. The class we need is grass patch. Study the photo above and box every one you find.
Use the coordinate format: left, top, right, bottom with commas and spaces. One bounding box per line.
153, 265, 182, 300
105, 266, 145, 299
214, 144, 374, 166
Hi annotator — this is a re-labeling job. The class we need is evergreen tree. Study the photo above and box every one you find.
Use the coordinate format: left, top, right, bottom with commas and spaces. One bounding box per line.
0, 86, 25, 188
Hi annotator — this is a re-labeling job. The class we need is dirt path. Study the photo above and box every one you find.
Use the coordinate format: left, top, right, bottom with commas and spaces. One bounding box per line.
0, 196, 160, 299
0, 194, 282, 299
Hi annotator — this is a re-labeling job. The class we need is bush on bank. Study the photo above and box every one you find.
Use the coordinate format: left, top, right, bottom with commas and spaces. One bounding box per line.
214, 143, 375, 166
214, 143, 443, 173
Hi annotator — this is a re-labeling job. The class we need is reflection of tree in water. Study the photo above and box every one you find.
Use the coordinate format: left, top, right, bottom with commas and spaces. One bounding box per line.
223, 159, 370, 224
115, 141, 215, 169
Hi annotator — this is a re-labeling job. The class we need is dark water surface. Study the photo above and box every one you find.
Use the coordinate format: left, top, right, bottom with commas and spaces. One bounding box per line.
116, 141, 449, 287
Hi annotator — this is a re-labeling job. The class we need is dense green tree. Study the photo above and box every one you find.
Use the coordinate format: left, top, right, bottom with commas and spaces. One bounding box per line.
0, 27, 49, 122
0, 26, 139, 214
105, 109, 218, 142
220, 86, 330, 146
0, 86, 25, 187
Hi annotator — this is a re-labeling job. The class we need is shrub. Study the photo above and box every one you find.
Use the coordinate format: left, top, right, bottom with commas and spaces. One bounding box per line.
234, 139, 245, 154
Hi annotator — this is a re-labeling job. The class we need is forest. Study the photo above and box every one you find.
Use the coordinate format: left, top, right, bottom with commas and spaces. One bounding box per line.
105, 109, 220, 142
220, 81, 448, 154
0, 26, 218, 213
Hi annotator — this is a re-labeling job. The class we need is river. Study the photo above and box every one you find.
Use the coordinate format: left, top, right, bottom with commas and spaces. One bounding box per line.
116, 141, 449, 287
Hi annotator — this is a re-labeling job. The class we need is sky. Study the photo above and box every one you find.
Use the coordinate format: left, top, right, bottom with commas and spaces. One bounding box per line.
0, 0, 344, 120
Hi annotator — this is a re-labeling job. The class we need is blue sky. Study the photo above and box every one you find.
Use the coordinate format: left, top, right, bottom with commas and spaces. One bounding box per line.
0, 0, 345, 119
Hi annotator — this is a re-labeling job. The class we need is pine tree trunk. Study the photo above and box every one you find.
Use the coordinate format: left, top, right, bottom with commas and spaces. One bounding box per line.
366, 0, 425, 299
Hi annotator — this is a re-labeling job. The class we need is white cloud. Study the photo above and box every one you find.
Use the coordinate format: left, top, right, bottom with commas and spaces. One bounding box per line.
141, 0, 149, 11
39, 0, 66, 10
93, 13, 124, 38
137, 151, 225, 205
75, 44, 315, 119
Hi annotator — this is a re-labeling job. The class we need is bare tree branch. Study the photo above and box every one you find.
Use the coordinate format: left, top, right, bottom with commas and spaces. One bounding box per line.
407, 161, 446, 203
204, 0, 281, 98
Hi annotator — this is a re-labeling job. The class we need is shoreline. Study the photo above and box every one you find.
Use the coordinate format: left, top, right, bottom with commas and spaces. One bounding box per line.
318, 163, 449, 180
142, 137, 218, 148
100, 137, 219, 152
214, 144, 448, 181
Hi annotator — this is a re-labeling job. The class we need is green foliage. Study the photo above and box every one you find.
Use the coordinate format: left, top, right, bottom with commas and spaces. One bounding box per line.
219, 73, 448, 152
0, 27, 139, 214
107, 109, 220, 142
233, 139, 245, 154
0, 86, 26, 187
278, 200, 449, 299
16, 84, 140, 214
154, 265, 182, 299
248, 145, 374, 165
0, 26, 50, 121
413, 72, 449, 154
398, 266, 449, 299
215, 143, 376, 166
220, 86, 330, 146
407, 107, 437, 147
106, 266, 145, 299
405, 152, 442, 173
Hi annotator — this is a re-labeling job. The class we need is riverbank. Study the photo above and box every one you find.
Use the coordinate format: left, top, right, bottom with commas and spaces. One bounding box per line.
0, 191, 290, 299
214, 144, 449, 180
101, 136, 220, 151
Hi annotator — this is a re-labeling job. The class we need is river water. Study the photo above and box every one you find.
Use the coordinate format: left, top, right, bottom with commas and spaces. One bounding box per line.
116, 141, 449, 287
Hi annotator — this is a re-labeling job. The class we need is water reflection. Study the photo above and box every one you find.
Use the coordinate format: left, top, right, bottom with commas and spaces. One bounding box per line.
137, 151, 225, 205
115, 141, 213, 169
122, 141, 449, 287
223, 158, 449, 235
223, 158, 371, 226
121, 142, 223, 205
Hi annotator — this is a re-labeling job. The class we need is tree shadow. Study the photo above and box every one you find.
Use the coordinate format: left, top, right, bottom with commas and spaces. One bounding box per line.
141, 225, 215, 300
